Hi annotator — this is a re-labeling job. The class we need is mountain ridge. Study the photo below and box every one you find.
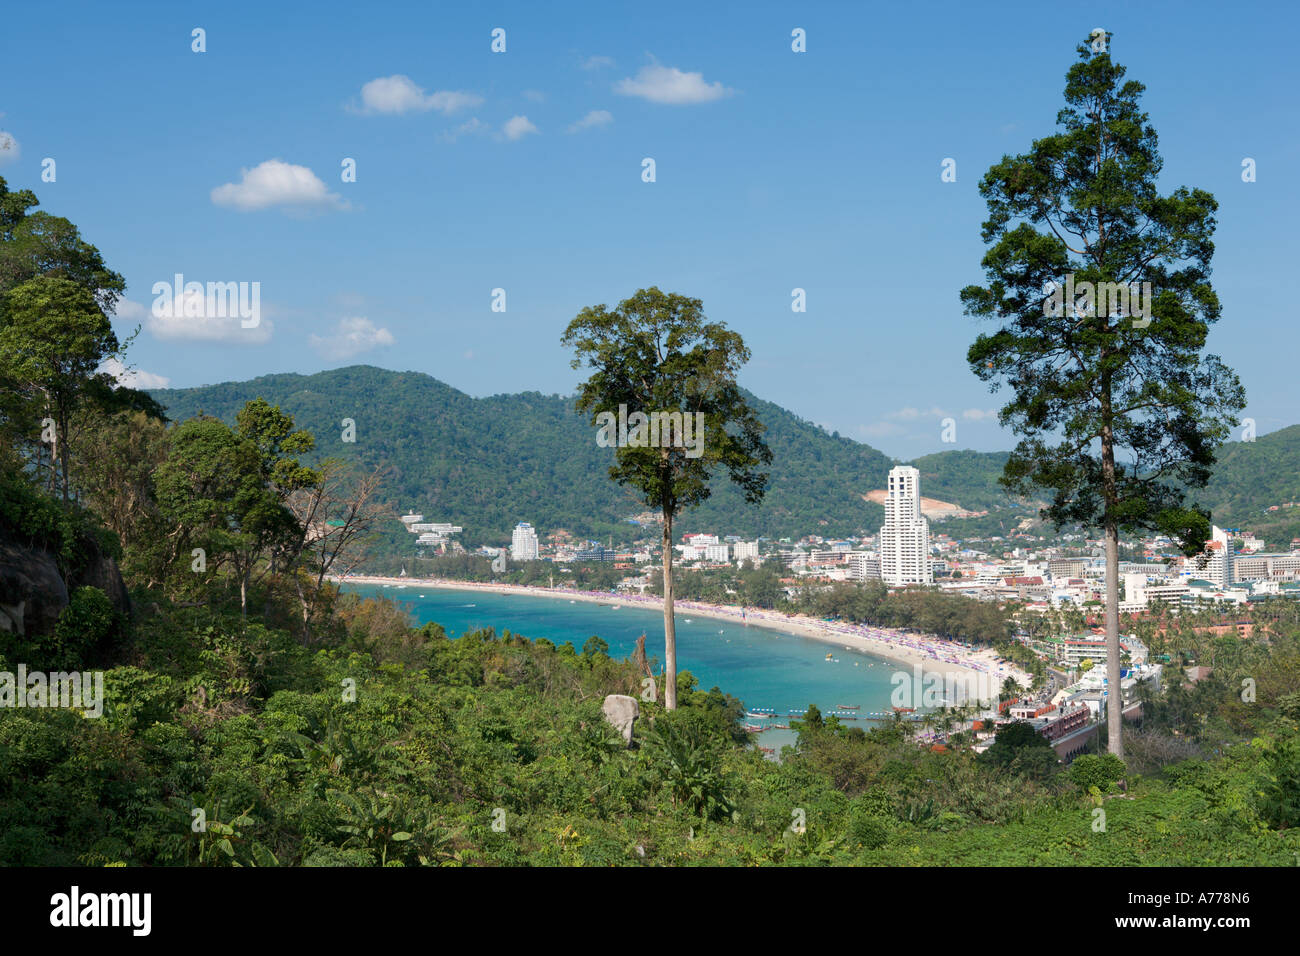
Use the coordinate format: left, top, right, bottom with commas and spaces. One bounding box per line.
146, 365, 1298, 548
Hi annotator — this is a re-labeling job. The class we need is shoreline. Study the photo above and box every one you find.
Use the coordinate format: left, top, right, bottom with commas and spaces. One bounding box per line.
332, 574, 1032, 691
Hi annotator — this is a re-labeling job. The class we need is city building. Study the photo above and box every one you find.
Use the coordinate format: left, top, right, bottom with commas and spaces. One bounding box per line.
574, 546, 617, 562
511, 522, 540, 561
879, 465, 933, 586
1235, 553, 1300, 582
1048, 557, 1086, 581
847, 551, 881, 581
1186, 525, 1232, 589
703, 543, 730, 562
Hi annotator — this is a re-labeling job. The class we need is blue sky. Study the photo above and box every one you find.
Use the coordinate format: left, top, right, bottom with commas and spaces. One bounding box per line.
2, 0, 1296, 457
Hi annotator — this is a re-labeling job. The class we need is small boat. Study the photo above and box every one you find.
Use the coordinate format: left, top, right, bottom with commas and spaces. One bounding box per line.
836, 704, 860, 710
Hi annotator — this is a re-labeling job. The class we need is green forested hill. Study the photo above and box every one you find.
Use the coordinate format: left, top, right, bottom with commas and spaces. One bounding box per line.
1196, 425, 1300, 548
148, 367, 1296, 549
148, 366, 900, 545
910, 449, 1014, 512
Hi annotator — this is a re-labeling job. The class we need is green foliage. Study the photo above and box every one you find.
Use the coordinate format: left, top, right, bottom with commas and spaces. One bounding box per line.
962, 34, 1243, 555
1066, 753, 1127, 793
44, 586, 125, 670
979, 721, 1059, 779
642, 708, 738, 822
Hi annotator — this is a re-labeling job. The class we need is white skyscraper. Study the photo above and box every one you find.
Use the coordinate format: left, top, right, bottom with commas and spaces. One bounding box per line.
511, 522, 540, 561
1196, 525, 1232, 589
879, 465, 932, 586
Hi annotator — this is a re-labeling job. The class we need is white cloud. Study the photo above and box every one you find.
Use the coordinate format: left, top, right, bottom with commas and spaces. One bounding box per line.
148, 312, 273, 345
351, 75, 483, 115
308, 316, 395, 360
502, 115, 539, 141
211, 160, 347, 213
100, 357, 170, 389
615, 63, 733, 104
141, 290, 273, 344
857, 422, 906, 439
0, 129, 19, 166
961, 408, 998, 421
111, 297, 149, 322
567, 109, 613, 133
581, 55, 614, 71
441, 117, 488, 143
889, 406, 947, 421
522, 90, 546, 103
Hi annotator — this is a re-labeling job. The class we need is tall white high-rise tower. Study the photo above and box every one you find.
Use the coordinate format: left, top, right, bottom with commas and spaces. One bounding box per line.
511, 522, 540, 561
879, 465, 932, 586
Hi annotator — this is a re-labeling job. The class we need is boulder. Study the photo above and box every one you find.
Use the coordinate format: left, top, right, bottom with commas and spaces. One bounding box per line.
602, 693, 640, 746
0, 540, 68, 638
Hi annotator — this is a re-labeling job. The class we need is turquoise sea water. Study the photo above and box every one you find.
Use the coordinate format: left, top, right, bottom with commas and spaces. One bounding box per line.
347, 584, 911, 752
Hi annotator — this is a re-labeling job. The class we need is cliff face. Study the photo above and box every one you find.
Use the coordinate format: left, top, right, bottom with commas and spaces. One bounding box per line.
0, 528, 130, 641
0, 539, 68, 637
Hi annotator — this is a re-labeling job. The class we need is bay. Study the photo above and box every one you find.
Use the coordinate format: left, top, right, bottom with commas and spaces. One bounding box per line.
346, 584, 912, 752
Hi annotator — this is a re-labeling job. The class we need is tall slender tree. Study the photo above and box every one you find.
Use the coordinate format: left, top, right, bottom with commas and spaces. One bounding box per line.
962, 33, 1245, 758
0, 276, 120, 501
563, 287, 771, 709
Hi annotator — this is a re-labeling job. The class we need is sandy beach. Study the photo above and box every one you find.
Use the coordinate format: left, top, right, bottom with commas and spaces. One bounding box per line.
332, 574, 1032, 693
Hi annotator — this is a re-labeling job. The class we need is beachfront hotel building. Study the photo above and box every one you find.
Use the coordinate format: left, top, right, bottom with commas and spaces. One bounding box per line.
511, 522, 540, 561
1185, 525, 1232, 589
879, 465, 933, 586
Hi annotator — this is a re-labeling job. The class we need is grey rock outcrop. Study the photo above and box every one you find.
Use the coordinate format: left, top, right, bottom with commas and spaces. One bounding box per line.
602, 694, 640, 746
0, 540, 69, 638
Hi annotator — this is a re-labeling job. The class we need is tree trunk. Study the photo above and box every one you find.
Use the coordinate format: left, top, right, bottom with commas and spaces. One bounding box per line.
240, 563, 250, 617
294, 573, 313, 645
662, 509, 677, 710
1101, 425, 1124, 759
57, 398, 70, 504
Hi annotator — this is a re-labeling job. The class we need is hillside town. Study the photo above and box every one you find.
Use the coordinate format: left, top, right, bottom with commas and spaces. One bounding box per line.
397, 464, 1300, 616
